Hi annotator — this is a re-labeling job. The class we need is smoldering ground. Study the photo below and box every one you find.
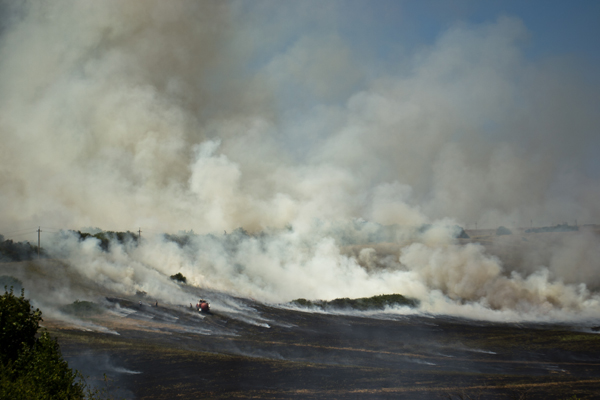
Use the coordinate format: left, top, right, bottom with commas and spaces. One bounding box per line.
62, 352, 139, 400
45, 291, 600, 399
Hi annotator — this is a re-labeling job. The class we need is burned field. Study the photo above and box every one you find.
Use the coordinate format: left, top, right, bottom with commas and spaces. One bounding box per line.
42, 295, 600, 399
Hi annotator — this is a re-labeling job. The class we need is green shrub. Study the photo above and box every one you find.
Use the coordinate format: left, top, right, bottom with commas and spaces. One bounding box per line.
0, 330, 86, 400
170, 272, 187, 284
0, 288, 41, 364
72, 230, 138, 252
291, 294, 419, 311
0, 288, 113, 399
496, 226, 512, 235
0, 237, 45, 262
59, 300, 105, 317
163, 233, 191, 248
291, 298, 313, 307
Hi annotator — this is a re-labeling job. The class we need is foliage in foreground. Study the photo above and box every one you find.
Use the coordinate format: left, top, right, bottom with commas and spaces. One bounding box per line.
291, 293, 419, 311
0, 288, 113, 399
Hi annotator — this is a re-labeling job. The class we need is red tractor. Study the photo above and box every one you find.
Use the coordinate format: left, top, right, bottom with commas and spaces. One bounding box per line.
196, 299, 210, 313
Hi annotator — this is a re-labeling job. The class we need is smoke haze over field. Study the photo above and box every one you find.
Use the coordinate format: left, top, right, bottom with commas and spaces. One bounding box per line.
1, 1, 600, 321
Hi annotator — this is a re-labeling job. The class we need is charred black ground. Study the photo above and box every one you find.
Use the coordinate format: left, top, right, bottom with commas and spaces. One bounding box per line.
42, 296, 600, 399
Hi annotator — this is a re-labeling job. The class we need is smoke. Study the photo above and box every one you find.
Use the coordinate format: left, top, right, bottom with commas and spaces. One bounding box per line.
1, 1, 600, 321
64, 352, 137, 399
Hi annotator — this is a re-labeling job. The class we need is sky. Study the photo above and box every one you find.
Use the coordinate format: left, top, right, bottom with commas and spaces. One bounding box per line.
0, 0, 599, 234
235, 1, 600, 113
340, 1, 600, 63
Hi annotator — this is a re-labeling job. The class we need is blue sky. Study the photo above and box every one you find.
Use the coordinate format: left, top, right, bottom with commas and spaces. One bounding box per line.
237, 0, 600, 104
339, 0, 600, 63
229, 1, 600, 224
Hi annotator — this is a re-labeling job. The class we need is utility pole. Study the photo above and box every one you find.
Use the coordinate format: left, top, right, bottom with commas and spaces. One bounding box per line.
138, 228, 142, 240
37, 227, 41, 259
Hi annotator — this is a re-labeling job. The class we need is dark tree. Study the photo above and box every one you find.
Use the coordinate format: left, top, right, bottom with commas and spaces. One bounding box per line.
0, 288, 89, 399
496, 226, 512, 236
170, 272, 187, 284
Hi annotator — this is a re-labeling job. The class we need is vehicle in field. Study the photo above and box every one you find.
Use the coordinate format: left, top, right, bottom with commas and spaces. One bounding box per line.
196, 299, 210, 313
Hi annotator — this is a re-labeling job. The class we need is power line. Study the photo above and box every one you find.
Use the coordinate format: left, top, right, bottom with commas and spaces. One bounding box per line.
1, 227, 39, 236
39, 226, 71, 232
141, 228, 165, 234
39, 229, 62, 234
3, 231, 37, 239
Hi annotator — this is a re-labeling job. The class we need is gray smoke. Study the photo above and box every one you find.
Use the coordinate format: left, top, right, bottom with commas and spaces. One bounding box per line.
1, 1, 599, 321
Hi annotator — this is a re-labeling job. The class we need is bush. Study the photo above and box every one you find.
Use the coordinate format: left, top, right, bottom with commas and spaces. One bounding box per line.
496, 226, 512, 236
60, 300, 105, 317
0, 288, 41, 364
291, 294, 419, 311
0, 330, 86, 400
0, 237, 45, 262
170, 272, 187, 284
163, 233, 192, 248
71, 230, 138, 252
0, 288, 108, 399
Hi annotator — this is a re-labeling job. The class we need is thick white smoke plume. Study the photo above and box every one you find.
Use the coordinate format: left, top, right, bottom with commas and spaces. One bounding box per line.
1, 1, 600, 321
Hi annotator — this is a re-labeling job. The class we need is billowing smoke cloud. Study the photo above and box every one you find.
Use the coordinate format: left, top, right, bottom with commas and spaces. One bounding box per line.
1, 1, 600, 321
